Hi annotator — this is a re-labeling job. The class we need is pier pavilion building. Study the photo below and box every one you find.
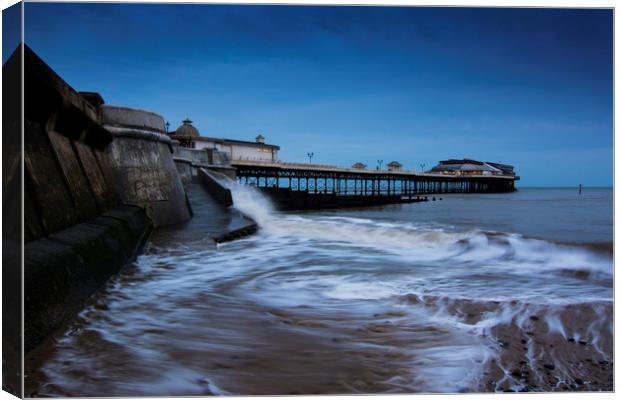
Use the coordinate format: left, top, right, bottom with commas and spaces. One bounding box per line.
430, 159, 506, 176
169, 119, 280, 162
387, 161, 403, 171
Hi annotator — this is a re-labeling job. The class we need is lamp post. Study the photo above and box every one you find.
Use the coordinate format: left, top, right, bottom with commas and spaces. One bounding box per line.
419, 163, 426, 173
377, 159, 383, 170
307, 152, 314, 164
165, 121, 170, 134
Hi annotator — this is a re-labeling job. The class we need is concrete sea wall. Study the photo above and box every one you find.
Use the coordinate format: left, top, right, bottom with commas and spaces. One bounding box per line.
10, 45, 260, 369
198, 168, 234, 207
174, 158, 194, 184
3, 43, 23, 397
102, 106, 192, 227
25, 206, 150, 353
17, 45, 153, 356
171, 144, 237, 183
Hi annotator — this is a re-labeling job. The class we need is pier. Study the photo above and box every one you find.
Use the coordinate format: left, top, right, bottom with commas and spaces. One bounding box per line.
232, 160, 518, 209
231, 160, 519, 209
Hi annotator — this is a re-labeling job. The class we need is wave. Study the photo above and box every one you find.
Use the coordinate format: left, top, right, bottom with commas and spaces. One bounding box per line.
225, 182, 612, 284
222, 181, 614, 392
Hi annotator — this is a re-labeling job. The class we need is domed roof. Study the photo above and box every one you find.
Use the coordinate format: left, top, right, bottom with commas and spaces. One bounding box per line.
174, 118, 199, 137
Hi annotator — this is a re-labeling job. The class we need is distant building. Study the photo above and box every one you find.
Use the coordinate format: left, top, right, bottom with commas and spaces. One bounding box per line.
485, 162, 515, 176
169, 119, 280, 162
171, 118, 200, 148
352, 162, 367, 170
387, 161, 403, 171
430, 159, 504, 175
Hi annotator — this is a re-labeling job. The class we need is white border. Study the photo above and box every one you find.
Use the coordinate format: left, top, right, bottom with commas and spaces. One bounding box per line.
0, 1, 616, 400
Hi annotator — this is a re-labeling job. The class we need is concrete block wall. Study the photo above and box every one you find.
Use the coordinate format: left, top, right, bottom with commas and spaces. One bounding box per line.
16, 45, 154, 357
198, 168, 233, 207
174, 158, 194, 184
23, 46, 122, 242
102, 106, 192, 227
174, 145, 209, 165
171, 144, 237, 183
3, 42, 23, 397
24, 206, 151, 353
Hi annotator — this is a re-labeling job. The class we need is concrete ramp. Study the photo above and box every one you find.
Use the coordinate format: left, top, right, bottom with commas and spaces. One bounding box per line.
197, 168, 233, 207
149, 183, 256, 247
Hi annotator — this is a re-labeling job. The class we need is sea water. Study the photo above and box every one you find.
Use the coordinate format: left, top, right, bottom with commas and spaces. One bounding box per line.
25, 186, 613, 395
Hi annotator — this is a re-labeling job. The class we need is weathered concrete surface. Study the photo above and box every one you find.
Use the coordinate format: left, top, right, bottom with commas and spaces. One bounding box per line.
171, 144, 237, 182
22, 45, 120, 242
16, 46, 155, 360
198, 168, 233, 207
212, 224, 258, 244
174, 158, 194, 184
174, 145, 209, 165
102, 105, 165, 133
3, 42, 23, 398
24, 206, 152, 354
102, 106, 192, 227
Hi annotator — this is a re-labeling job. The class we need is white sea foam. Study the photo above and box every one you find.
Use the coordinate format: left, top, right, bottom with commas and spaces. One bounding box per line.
225, 181, 612, 285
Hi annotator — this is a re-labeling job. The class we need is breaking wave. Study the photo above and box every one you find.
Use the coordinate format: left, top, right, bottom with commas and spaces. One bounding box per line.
224, 182, 614, 392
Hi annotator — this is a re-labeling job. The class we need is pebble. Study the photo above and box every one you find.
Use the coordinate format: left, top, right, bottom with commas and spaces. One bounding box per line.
510, 370, 523, 378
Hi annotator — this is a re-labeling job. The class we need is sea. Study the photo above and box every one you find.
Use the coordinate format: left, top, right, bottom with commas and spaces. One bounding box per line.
26, 187, 613, 396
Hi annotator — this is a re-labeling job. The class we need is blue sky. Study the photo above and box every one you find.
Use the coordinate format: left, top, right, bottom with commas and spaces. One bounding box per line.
17, 3, 613, 186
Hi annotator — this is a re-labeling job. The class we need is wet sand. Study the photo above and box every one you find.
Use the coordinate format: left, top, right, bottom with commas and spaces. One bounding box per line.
399, 295, 613, 392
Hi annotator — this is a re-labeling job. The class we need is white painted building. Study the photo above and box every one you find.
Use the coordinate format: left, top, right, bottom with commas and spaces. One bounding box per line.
170, 119, 279, 162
